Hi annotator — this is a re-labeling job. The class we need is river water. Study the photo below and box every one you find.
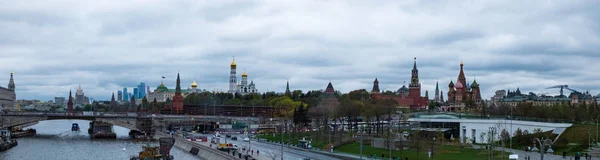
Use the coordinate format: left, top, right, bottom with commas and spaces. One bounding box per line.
0, 120, 199, 160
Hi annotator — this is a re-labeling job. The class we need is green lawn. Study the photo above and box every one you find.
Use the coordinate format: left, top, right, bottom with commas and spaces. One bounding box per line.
256, 132, 329, 149
336, 142, 509, 160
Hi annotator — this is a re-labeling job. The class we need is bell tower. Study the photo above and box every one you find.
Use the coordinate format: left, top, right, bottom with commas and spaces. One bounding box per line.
408, 57, 421, 98
228, 57, 237, 93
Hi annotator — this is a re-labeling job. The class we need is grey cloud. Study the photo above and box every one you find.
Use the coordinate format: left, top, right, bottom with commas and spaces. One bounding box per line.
1, 0, 600, 100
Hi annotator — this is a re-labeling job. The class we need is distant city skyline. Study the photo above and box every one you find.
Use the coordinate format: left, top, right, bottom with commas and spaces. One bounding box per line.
1, 1, 599, 101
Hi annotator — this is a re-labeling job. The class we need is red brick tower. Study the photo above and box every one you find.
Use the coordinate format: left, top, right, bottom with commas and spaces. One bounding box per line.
67, 89, 73, 113
172, 72, 184, 114
408, 57, 421, 99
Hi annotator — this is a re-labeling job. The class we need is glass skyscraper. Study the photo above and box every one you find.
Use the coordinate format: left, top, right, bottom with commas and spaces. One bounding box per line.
123, 88, 129, 101
137, 82, 146, 99
133, 88, 139, 99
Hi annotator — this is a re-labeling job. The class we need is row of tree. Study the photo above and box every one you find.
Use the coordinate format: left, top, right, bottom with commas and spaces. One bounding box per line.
488, 102, 600, 123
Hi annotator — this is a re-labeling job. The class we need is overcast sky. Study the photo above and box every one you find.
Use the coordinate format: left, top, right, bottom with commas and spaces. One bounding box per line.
1, 0, 599, 101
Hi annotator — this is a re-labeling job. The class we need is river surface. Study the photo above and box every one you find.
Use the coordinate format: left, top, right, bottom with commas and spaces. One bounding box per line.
0, 120, 199, 160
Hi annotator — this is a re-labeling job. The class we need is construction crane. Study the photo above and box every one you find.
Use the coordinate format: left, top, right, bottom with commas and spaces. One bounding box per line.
545, 85, 580, 97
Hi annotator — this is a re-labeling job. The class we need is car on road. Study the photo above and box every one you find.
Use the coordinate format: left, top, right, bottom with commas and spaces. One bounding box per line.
231, 136, 238, 140
243, 137, 250, 142
226, 134, 231, 138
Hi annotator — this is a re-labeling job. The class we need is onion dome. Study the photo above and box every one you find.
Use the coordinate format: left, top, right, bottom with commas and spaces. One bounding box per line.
156, 82, 168, 92
448, 80, 455, 88
242, 71, 247, 77
471, 79, 479, 88
455, 81, 464, 89
231, 59, 236, 66
191, 80, 197, 88
466, 82, 471, 91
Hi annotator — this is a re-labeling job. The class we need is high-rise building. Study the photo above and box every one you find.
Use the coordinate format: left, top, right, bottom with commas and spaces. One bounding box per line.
117, 91, 123, 101
75, 84, 85, 105
123, 88, 129, 101
133, 88, 139, 99
54, 97, 66, 106
137, 82, 146, 99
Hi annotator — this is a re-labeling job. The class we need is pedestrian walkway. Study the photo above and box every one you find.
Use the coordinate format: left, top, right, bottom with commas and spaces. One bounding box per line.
493, 147, 600, 160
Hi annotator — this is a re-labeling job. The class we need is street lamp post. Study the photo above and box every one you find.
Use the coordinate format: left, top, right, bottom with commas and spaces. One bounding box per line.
204, 103, 207, 133
510, 106, 513, 152
489, 127, 497, 160
533, 137, 554, 160
281, 120, 285, 160
360, 126, 363, 160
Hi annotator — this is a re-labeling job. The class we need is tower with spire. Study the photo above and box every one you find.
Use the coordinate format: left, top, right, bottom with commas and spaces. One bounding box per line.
434, 80, 440, 102
75, 84, 85, 105
284, 80, 291, 97
408, 57, 422, 99
231, 60, 258, 95
8, 71, 15, 90
172, 72, 184, 113
371, 78, 380, 94
67, 89, 73, 113
110, 92, 116, 107
228, 57, 237, 93
370, 57, 429, 109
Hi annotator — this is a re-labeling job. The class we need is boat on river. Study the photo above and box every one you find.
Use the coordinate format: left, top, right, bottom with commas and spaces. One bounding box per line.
72, 123, 80, 132
88, 121, 116, 139
10, 127, 36, 138
130, 137, 175, 160
0, 128, 17, 151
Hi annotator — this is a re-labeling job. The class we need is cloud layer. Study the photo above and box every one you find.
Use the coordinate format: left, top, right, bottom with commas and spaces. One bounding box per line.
1, 0, 599, 100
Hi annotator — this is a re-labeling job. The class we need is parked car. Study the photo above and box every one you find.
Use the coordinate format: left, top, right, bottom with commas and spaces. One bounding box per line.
231, 136, 238, 140
226, 134, 231, 138
243, 137, 250, 142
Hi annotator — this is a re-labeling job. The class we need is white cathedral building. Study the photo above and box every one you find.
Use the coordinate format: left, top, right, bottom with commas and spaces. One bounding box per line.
228, 58, 258, 95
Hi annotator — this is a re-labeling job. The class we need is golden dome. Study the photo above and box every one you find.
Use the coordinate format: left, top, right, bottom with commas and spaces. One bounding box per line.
460, 60, 464, 66
242, 71, 247, 77
191, 80, 197, 87
231, 57, 236, 66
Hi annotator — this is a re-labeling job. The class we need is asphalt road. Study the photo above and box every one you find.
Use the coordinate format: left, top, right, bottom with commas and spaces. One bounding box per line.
194, 133, 340, 160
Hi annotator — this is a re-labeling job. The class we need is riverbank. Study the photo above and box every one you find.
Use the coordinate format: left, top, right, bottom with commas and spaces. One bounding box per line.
154, 132, 237, 160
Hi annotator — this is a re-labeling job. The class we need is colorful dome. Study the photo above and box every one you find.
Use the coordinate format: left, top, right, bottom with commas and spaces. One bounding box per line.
448, 81, 455, 87
242, 71, 247, 77
471, 79, 479, 88
191, 80, 197, 87
455, 81, 464, 89
156, 82, 168, 92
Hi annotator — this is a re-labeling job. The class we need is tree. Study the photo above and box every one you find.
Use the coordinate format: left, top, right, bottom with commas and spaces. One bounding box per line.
348, 89, 370, 101
141, 96, 148, 113
264, 150, 281, 160
515, 128, 523, 137
533, 128, 542, 134
411, 130, 426, 160
83, 104, 92, 111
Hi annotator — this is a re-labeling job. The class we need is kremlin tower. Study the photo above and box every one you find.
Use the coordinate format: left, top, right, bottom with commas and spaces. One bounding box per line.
172, 72, 184, 113
371, 57, 429, 109
228, 57, 237, 93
